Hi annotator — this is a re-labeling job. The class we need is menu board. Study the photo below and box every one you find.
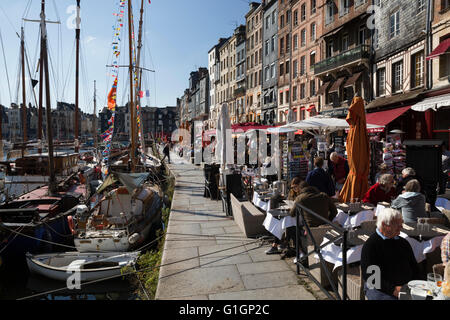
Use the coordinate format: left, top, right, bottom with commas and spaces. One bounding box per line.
282, 141, 309, 181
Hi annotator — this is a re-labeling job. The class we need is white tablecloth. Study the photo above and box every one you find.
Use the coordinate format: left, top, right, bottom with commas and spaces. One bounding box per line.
332, 209, 375, 228
317, 231, 444, 270
263, 214, 296, 240
252, 192, 270, 212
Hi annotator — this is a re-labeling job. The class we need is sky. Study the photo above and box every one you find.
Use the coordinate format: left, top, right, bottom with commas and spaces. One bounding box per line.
0, 0, 252, 114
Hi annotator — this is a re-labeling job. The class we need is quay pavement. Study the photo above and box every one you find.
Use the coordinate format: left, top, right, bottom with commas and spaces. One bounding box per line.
155, 149, 324, 300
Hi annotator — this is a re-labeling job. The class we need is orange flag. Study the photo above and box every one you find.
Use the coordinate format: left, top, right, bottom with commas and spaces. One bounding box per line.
107, 78, 118, 110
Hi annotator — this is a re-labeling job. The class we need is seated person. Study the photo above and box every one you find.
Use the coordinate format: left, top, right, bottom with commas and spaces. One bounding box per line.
396, 167, 424, 195
361, 208, 421, 300
265, 177, 303, 255
362, 173, 397, 206
290, 184, 338, 227
287, 183, 338, 265
306, 157, 335, 197
374, 163, 389, 184
391, 179, 427, 224
327, 152, 349, 192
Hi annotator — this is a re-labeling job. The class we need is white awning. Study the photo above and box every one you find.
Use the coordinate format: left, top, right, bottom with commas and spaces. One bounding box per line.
411, 93, 450, 112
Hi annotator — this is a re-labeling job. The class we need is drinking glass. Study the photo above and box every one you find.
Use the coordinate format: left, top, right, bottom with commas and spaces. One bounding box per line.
427, 273, 443, 296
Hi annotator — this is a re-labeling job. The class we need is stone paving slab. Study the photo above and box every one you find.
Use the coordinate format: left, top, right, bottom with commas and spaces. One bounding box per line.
155, 152, 318, 300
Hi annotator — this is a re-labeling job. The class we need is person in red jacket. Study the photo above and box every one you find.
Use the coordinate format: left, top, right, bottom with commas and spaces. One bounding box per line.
328, 152, 349, 192
362, 173, 397, 205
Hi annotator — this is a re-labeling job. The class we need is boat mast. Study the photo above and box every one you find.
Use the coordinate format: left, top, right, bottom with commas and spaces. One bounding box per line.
38, 0, 44, 153
127, 0, 136, 172
135, 0, 145, 154
21, 27, 27, 147
74, 0, 80, 153
93, 80, 97, 150
41, 0, 57, 194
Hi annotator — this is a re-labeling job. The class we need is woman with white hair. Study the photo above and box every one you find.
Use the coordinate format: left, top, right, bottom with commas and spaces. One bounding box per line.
361, 208, 421, 300
362, 173, 397, 206
391, 179, 427, 223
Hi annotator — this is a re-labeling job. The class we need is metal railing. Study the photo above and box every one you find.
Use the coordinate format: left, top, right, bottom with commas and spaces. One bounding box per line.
314, 44, 371, 75
294, 202, 349, 300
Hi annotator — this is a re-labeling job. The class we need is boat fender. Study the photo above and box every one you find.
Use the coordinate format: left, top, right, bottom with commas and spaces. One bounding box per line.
67, 216, 76, 235
128, 233, 141, 244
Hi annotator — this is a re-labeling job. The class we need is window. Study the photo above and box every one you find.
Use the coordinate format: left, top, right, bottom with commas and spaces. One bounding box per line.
392, 61, 403, 93
377, 67, 386, 96
301, 29, 306, 47
439, 45, 450, 78
311, 0, 316, 14
285, 60, 290, 74
287, 10, 291, 24
390, 11, 400, 39
293, 59, 298, 78
286, 34, 290, 52
342, 34, 349, 51
310, 79, 316, 96
300, 83, 306, 99
265, 67, 269, 81
358, 26, 366, 45
340, 0, 350, 17
280, 63, 284, 76
271, 35, 275, 52
272, 11, 276, 24
294, 10, 298, 26
280, 37, 284, 55
310, 51, 316, 70
326, 2, 335, 24
311, 23, 316, 41
271, 63, 275, 78
266, 16, 270, 29
280, 92, 284, 105
300, 56, 306, 75
326, 40, 334, 57
280, 15, 285, 29
301, 3, 306, 21
265, 40, 269, 56
293, 34, 298, 50
293, 86, 298, 101
417, 0, 426, 13
411, 51, 424, 88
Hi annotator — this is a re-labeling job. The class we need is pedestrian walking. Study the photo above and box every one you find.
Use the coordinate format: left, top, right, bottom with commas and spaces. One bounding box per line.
162, 143, 170, 164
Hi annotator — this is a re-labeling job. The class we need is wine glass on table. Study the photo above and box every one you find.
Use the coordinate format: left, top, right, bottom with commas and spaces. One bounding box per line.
427, 273, 443, 297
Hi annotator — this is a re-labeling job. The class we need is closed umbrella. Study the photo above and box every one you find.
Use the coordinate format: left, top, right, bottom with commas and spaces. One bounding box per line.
339, 96, 370, 203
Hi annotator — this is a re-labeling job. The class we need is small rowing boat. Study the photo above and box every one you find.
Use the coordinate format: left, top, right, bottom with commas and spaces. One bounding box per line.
26, 251, 139, 282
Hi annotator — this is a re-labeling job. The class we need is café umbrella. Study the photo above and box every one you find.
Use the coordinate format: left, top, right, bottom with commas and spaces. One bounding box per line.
339, 96, 370, 203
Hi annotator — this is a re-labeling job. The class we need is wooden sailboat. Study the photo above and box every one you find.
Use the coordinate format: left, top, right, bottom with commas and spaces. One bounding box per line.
0, 0, 87, 265
73, 0, 162, 253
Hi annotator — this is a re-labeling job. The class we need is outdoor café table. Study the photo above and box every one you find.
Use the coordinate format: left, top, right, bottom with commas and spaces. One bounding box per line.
262, 202, 296, 240
252, 191, 271, 212
332, 206, 375, 228
317, 224, 450, 270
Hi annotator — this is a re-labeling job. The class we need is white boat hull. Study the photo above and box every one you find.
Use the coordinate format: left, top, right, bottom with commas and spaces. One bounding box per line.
26, 251, 139, 282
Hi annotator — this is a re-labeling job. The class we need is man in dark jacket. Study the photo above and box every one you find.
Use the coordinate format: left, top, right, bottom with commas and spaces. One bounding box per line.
306, 157, 335, 197
361, 207, 421, 300
162, 143, 170, 164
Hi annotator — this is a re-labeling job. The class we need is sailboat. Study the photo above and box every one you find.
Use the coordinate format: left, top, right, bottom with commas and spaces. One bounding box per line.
0, 0, 87, 265
72, 0, 162, 252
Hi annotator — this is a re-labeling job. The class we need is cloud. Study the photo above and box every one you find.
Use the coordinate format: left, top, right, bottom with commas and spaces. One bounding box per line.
85, 36, 96, 44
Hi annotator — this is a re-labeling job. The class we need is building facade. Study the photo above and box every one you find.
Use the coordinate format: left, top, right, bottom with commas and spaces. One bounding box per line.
234, 25, 247, 124
245, 2, 264, 123
262, 0, 279, 123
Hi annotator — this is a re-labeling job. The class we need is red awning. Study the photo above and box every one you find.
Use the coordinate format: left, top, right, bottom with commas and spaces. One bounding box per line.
231, 124, 274, 132
307, 104, 316, 112
427, 38, 450, 60
365, 106, 411, 132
